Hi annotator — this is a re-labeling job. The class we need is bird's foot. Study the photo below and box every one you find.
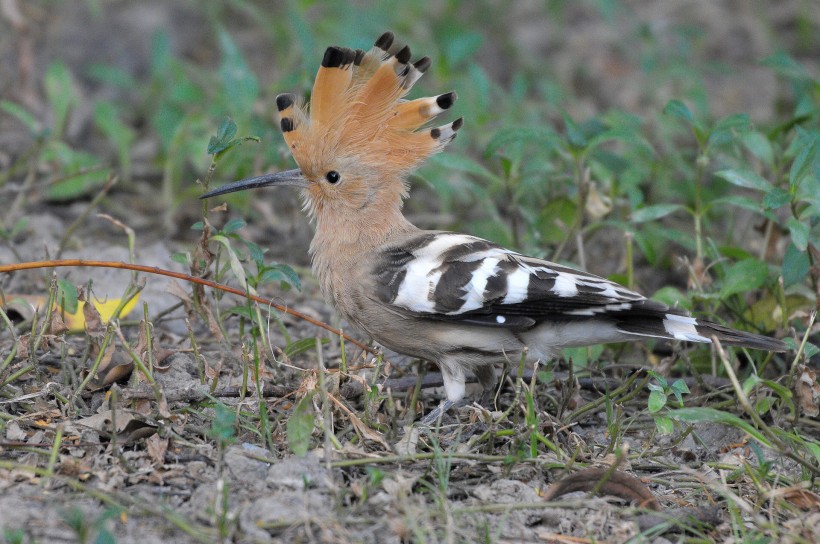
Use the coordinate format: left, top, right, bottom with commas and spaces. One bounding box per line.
419, 399, 469, 426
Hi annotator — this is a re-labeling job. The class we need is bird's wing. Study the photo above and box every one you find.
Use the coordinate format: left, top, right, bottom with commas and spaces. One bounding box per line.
375, 232, 678, 325
373, 232, 787, 351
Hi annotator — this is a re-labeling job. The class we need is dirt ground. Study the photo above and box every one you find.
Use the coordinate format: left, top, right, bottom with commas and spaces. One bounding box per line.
0, 1, 818, 543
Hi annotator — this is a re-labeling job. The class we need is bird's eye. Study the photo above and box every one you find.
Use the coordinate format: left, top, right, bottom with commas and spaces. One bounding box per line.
325, 170, 341, 184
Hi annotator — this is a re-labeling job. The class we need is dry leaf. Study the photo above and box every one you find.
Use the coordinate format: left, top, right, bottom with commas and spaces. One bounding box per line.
203, 305, 224, 342
585, 181, 613, 220
345, 405, 390, 449
73, 410, 157, 444
204, 359, 221, 381
795, 365, 820, 417
0, 293, 139, 333
157, 391, 171, 419
394, 426, 419, 456
5, 421, 27, 441
542, 467, 661, 510
15, 334, 29, 359
80, 344, 133, 391
166, 281, 192, 307
48, 309, 69, 335
146, 434, 169, 465
382, 473, 419, 499
778, 486, 820, 512
82, 294, 104, 337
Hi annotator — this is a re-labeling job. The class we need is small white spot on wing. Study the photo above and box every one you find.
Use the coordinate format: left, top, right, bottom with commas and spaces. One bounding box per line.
496, 315, 506, 324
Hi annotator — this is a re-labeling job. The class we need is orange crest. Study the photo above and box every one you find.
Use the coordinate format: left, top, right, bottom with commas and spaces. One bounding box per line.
276, 32, 461, 183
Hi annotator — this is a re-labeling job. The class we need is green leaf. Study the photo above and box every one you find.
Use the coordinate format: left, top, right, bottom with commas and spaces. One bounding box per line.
720, 258, 768, 298
428, 152, 498, 182
44, 62, 77, 137
170, 252, 190, 266
208, 117, 238, 155
648, 390, 667, 413
741, 131, 774, 167
243, 239, 265, 265
484, 127, 559, 158
1, 100, 41, 135
668, 407, 771, 447
714, 169, 773, 192
712, 195, 765, 215
537, 197, 579, 245
218, 29, 259, 115
671, 379, 690, 396
646, 370, 667, 387
754, 397, 776, 417
228, 305, 256, 320
221, 217, 246, 235
742, 373, 761, 396
47, 168, 110, 201
782, 242, 810, 288
443, 30, 484, 65
561, 345, 604, 370
56, 280, 79, 314
260, 264, 301, 291
789, 131, 818, 190
94, 101, 134, 178
210, 234, 250, 293
708, 114, 750, 149
208, 402, 236, 443
787, 217, 810, 251
285, 337, 327, 358
149, 30, 172, 77
761, 52, 812, 81
805, 441, 820, 464
86, 63, 136, 88
630, 204, 684, 223
651, 286, 692, 311
653, 416, 674, 435
802, 342, 820, 359
663, 99, 694, 124
763, 187, 791, 210
42, 141, 110, 200
562, 112, 587, 150
287, 393, 315, 457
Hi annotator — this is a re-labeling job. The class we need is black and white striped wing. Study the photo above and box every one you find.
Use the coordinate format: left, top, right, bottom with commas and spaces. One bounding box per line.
374, 232, 702, 339
374, 232, 787, 351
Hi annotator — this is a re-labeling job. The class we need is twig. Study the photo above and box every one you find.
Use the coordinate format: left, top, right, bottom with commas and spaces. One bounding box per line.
0, 259, 375, 354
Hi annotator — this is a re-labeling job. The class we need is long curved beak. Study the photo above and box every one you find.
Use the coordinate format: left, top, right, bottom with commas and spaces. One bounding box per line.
200, 168, 308, 199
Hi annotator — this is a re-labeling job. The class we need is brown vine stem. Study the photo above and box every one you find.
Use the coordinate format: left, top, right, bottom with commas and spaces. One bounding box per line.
0, 259, 375, 354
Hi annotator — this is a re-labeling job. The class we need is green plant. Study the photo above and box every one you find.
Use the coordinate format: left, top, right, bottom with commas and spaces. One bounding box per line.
646, 370, 690, 434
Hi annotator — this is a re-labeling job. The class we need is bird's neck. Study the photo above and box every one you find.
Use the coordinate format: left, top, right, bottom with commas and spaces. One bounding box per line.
308, 199, 418, 302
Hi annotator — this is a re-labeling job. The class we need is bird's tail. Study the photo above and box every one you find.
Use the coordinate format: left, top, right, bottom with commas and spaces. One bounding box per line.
689, 319, 788, 352
615, 304, 787, 352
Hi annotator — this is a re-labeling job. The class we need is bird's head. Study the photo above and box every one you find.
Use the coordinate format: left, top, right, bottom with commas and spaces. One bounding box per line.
202, 32, 461, 226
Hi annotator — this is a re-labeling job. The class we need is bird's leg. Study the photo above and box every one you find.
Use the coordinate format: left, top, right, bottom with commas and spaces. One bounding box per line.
418, 362, 468, 425
419, 399, 456, 426
474, 364, 498, 409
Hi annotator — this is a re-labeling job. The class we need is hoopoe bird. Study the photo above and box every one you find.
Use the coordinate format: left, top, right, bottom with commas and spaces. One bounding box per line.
203, 32, 787, 417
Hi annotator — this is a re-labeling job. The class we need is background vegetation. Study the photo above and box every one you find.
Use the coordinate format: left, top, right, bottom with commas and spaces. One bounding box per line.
0, 1, 818, 542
